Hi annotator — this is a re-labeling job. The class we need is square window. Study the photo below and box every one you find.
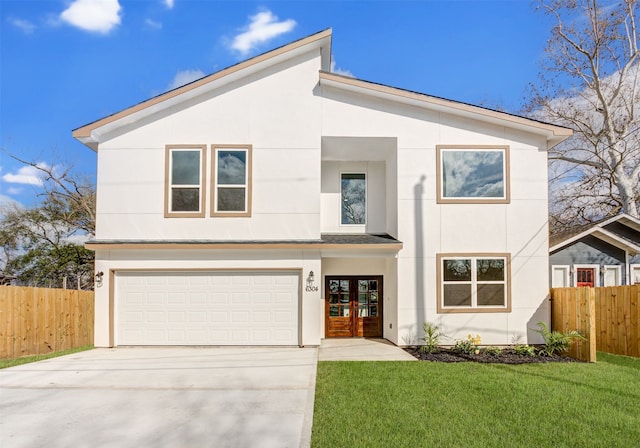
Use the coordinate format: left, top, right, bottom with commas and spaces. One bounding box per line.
165, 145, 206, 217
438, 254, 511, 313
212, 145, 252, 217
443, 284, 472, 307
171, 188, 200, 212
437, 146, 510, 204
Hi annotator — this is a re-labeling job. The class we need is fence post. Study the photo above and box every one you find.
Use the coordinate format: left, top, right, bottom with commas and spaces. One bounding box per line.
550, 287, 596, 362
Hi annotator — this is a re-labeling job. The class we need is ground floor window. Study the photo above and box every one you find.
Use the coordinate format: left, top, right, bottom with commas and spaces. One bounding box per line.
631, 264, 640, 285
437, 253, 511, 313
551, 265, 570, 287
603, 265, 622, 286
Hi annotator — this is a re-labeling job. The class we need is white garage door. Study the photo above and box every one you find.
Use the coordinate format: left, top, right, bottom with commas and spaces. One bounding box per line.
115, 271, 300, 346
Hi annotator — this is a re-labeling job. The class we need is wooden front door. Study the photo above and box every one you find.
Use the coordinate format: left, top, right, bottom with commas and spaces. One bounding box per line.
576, 268, 595, 287
325, 276, 382, 338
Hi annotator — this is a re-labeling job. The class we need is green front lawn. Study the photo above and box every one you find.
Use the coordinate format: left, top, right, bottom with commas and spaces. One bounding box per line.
312, 353, 640, 447
0, 345, 94, 369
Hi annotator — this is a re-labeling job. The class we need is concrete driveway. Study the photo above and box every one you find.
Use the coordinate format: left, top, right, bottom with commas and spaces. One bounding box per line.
0, 347, 318, 448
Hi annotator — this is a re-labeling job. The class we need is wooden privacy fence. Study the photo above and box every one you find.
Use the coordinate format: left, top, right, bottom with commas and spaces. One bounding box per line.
550, 285, 640, 362
0, 286, 94, 359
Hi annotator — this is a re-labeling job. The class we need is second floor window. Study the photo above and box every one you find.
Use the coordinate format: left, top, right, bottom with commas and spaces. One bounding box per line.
436, 145, 510, 204
165, 145, 206, 217
212, 145, 252, 217
341, 173, 366, 225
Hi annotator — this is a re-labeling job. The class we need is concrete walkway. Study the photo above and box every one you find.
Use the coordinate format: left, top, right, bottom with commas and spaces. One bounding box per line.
1, 340, 413, 447
0, 347, 318, 448
319, 338, 417, 361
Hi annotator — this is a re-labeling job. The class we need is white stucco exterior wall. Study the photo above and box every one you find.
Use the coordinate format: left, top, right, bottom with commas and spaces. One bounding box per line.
94, 51, 323, 241
87, 36, 558, 347
319, 86, 551, 345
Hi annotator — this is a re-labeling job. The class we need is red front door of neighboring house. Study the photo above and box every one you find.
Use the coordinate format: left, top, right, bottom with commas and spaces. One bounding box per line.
576, 268, 595, 287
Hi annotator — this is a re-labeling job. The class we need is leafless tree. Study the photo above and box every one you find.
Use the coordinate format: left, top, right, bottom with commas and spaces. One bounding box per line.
8, 154, 96, 235
0, 154, 96, 289
528, 0, 640, 234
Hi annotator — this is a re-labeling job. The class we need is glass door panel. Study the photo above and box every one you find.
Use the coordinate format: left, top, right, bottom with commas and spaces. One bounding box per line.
326, 276, 383, 338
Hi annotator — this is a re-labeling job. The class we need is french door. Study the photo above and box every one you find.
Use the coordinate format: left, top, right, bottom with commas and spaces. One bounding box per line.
325, 276, 382, 338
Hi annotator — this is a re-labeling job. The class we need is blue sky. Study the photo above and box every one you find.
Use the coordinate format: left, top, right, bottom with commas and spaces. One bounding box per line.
1, 0, 554, 208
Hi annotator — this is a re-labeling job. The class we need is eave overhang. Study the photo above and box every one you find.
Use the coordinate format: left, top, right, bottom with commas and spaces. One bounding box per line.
550, 226, 640, 256
73, 28, 333, 151
318, 71, 573, 150
84, 234, 403, 253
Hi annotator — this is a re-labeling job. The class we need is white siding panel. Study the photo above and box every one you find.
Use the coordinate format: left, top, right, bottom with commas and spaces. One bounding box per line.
116, 271, 299, 346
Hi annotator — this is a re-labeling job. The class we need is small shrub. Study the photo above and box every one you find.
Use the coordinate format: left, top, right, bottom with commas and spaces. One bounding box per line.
484, 346, 502, 357
513, 343, 536, 357
533, 321, 585, 357
452, 334, 481, 354
511, 334, 535, 357
420, 322, 444, 353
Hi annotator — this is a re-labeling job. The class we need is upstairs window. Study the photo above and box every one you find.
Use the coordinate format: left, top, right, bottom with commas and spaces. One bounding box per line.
212, 145, 252, 217
437, 254, 511, 313
165, 145, 206, 217
341, 173, 366, 225
436, 145, 510, 204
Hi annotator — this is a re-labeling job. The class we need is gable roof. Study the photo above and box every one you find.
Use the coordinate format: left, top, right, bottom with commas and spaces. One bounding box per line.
549, 213, 640, 255
73, 28, 572, 151
73, 28, 333, 150
318, 71, 572, 149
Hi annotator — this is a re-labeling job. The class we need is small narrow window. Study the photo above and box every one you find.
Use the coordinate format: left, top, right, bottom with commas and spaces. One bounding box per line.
165, 145, 206, 217
212, 145, 252, 217
631, 265, 640, 285
437, 254, 511, 313
551, 265, 570, 288
341, 173, 366, 225
603, 265, 621, 286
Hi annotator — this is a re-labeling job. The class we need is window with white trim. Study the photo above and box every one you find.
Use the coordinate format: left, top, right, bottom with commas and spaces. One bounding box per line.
630, 264, 640, 285
603, 265, 621, 286
341, 173, 366, 225
212, 145, 252, 217
165, 145, 206, 217
437, 254, 511, 313
551, 265, 570, 288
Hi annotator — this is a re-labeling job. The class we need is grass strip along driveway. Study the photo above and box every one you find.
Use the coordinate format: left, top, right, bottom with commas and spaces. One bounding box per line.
312, 353, 640, 447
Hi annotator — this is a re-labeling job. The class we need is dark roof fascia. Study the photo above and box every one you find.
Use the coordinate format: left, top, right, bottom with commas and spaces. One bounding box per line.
549, 213, 640, 250
85, 234, 403, 251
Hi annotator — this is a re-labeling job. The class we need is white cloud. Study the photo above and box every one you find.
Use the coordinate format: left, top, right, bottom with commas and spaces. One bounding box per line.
60, 0, 122, 34
331, 58, 354, 77
145, 18, 162, 30
2, 164, 49, 186
164, 0, 175, 9
168, 69, 205, 90
231, 10, 296, 56
0, 194, 21, 210
8, 17, 36, 34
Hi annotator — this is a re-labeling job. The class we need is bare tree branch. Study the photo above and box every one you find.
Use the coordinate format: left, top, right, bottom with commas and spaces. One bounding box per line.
529, 0, 640, 234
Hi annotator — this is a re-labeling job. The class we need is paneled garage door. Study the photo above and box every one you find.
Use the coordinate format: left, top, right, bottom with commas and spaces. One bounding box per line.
115, 271, 300, 346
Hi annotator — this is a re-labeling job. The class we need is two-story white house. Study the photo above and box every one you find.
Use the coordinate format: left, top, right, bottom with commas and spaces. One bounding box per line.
74, 29, 572, 348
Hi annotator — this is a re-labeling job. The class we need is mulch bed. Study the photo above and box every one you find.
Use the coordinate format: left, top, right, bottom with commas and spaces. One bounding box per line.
404, 347, 580, 364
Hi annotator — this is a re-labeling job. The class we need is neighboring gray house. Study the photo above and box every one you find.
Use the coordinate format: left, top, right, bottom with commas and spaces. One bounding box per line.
549, 213, 640, 287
